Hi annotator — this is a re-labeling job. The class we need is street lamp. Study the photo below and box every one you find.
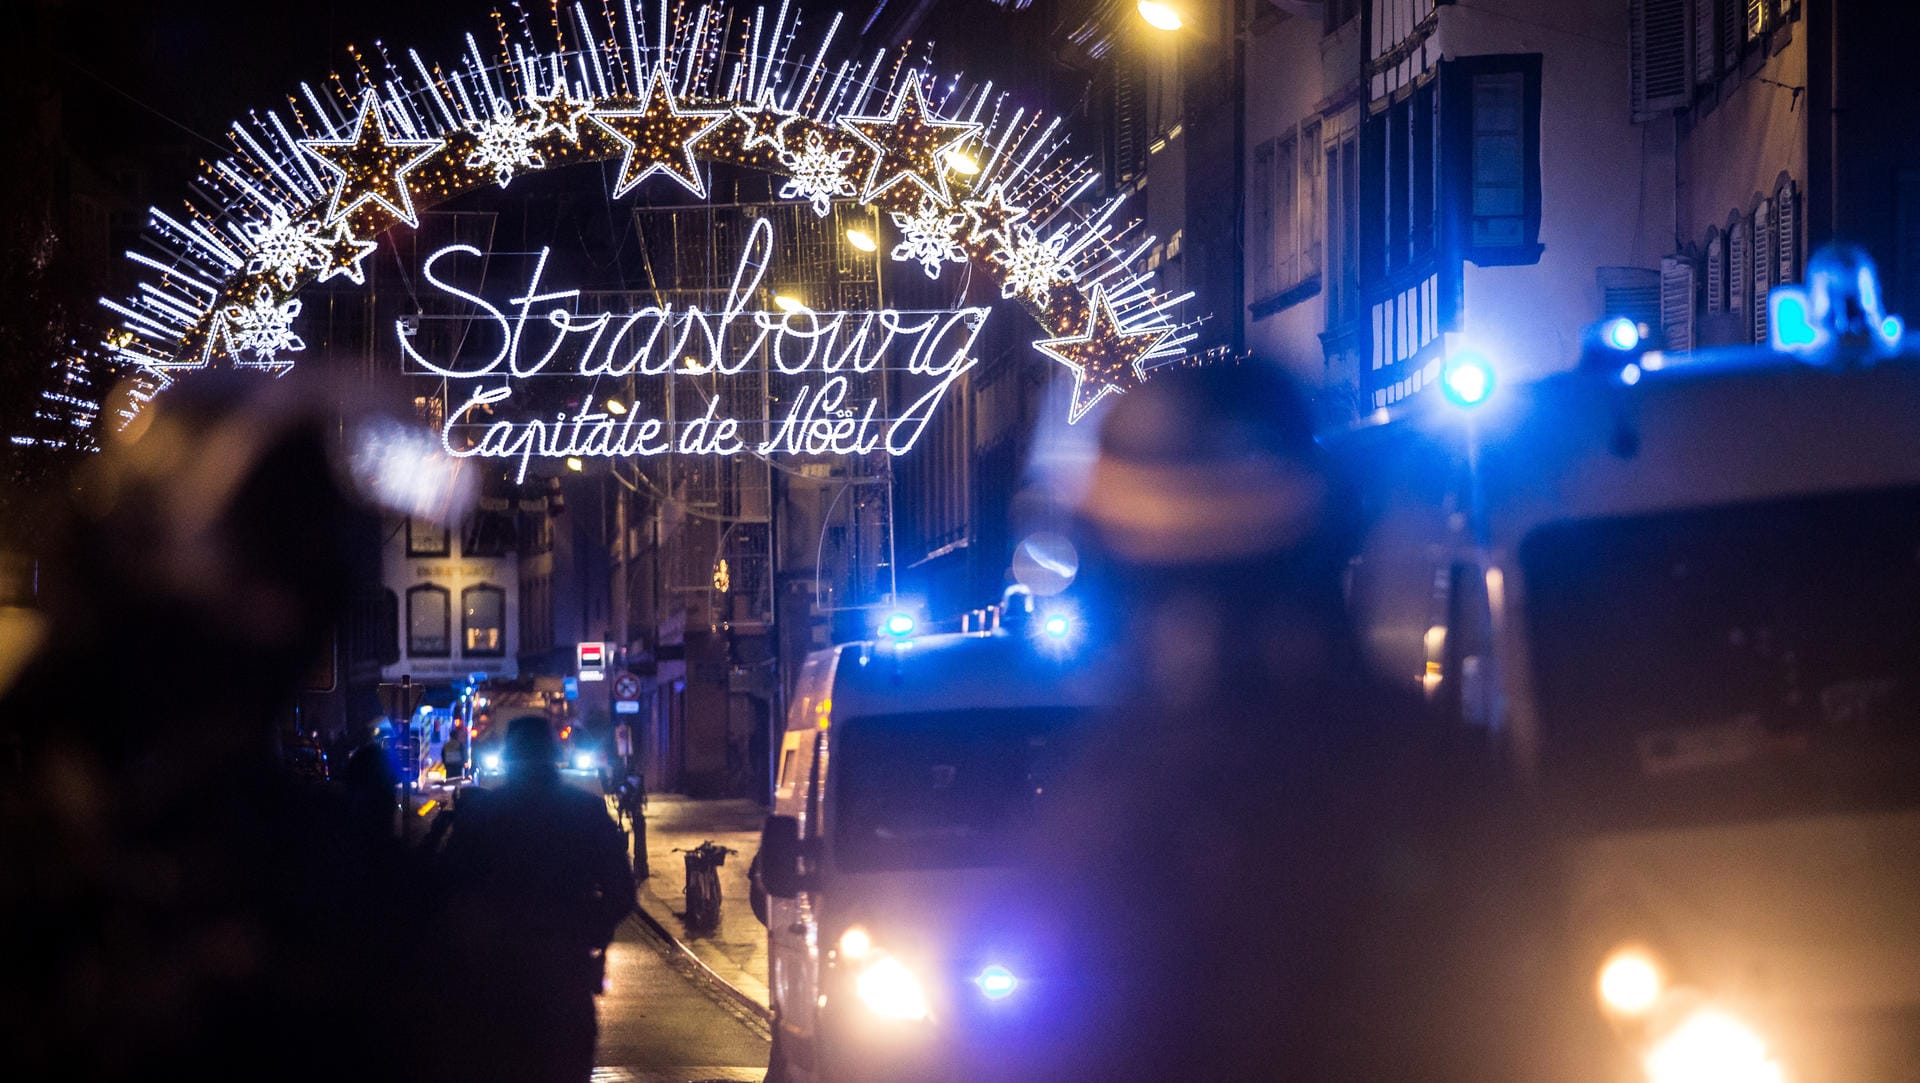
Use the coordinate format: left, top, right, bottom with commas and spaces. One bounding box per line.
565, 456, 585, 471
1136, 0, 1183, 31
845, 227, 878, 253
773, 293, 807, 313
604, 398, 627, 415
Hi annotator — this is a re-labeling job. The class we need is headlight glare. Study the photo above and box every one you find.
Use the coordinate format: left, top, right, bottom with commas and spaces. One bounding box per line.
1643, 1007, 1784, 1083
855, 955, 929, 1022
1597, 945, 1665, 1017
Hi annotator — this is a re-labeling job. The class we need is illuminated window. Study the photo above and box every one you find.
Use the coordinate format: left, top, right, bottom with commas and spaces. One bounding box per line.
407, 517, 449, 557
462, 584, 506, 657
407, 584, 451, 657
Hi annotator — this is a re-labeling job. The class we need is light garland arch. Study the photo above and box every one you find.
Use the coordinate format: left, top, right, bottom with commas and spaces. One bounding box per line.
98, 0, 1200, 430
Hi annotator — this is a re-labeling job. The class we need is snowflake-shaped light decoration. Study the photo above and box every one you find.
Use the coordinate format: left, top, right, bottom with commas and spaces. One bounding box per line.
777, 129, 856, 217
465, 105, 545, 187
242, 207, 330, 290
889, 195, 968, 279
996, 225, 1078, 306
221, 284, 305, 365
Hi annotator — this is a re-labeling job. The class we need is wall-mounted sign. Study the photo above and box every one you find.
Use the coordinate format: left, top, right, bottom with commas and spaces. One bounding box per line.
577, 641, 606, 681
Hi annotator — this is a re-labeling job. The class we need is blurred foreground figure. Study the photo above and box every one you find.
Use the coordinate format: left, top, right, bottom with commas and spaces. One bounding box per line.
0, 377, 429, 1081
437, 716, 636, 1082
1036, 363, 1567, 1082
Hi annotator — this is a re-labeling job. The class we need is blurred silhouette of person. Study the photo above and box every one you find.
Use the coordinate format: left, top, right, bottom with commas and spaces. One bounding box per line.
341, 734, 401, 837
442, 720, 469, 781
436, 715, 636, 1082
0, 375, 438, 1082
1030, 362, 1571, 1082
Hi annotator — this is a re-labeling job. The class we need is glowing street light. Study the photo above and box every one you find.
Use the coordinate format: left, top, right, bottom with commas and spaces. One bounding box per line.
1137, 0, 1183, 31
846, 227, 878, 253
773, 293, 807, 313
604, 398, 627, 415
565, 456, 585, 471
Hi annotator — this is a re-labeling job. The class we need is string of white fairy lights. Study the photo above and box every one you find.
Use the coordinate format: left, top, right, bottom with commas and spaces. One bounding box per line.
99, 0, 1200, 429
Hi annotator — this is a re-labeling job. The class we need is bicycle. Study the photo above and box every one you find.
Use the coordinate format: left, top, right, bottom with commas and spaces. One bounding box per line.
673, 841, 737, 931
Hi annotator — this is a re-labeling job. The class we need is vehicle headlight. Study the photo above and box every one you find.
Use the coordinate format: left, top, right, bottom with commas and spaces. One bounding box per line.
854, 954, 929, 1022
1643, 1007, 1784, 1083
481, 752, 502, 772
573, 751, 595, 770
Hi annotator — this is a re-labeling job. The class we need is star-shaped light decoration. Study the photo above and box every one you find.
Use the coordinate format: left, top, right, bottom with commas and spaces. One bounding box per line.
591, 66, 730, 199
300, 92, 443, 228
528, 82, 596, 143
961, 182, 1028, 251
734, 89, 802, 156
1034, 284, 1173, 424
838, 72, 980, 207
315, 221, 379, 285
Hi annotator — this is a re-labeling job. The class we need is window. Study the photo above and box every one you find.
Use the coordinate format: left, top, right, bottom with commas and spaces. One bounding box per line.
407, 517, 450, 557
407, 584, 451, 657
462, 584, 506, 657
1470, 73, 1526, 248
1705, 228, 1725, 314
1775, 178, 1799, 286
1752, 199, 1774, 343
1326, 134, 1361, 324
1660, 256, 1696, 353
1251, 132, 1303, 301
1443, 55, 1543, 265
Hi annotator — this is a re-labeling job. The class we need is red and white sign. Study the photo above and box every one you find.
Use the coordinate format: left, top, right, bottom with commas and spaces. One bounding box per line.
612, 672, 641, 701
577, 641, 607, 680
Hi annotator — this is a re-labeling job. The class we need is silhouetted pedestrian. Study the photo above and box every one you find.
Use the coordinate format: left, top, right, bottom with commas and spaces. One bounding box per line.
436, 716, 636, 1082
0, 375, 442, 1082
1031, 362, 1566, 1082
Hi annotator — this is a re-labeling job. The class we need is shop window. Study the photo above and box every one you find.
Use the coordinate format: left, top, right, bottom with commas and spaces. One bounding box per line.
462, 584, 506, 657
407, 584, 451, 657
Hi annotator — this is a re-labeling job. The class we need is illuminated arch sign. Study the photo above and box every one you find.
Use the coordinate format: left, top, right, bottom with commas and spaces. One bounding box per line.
419, 217, 986, 476
98, 0, 1198, 441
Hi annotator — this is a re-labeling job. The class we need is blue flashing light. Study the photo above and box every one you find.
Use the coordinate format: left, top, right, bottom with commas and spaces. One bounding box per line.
1770, 286, 1824, 352
1440, 353, 1495, 408
975, 965, 1018, 1000
1602, 317, 1641, 352
1881, 314, 1904, 346
883, 612, 917, 638
1620, 363, 1642, 386
1042, 613, 1071, 639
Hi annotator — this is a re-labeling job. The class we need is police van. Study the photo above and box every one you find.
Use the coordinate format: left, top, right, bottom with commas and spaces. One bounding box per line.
756, 604, 1111, 1083
1342, 254, 1920, 1082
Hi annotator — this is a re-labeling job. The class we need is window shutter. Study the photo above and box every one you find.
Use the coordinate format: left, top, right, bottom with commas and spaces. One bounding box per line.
1632, 0, 1692, 120
1721, 0, 1744, 73
1694, 0, 1719, 85
1745, 0, 1769, 41
1752, 200, 1773, 343
1705, 229, 1725, 313
1599, 266, 1663, 333
1729, 219, 1748, 318
1775, 178, 1798, 285
1661, 256, 1697, 352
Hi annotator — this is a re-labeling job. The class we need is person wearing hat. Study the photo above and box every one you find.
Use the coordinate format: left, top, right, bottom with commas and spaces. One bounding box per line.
1029, 362, 1562, 1082
435, 716, 636, 1082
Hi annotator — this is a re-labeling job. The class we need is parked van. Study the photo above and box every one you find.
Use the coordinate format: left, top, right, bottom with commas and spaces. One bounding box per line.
757, 620, 1112, 1083
1341, 312, 1920, 1081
